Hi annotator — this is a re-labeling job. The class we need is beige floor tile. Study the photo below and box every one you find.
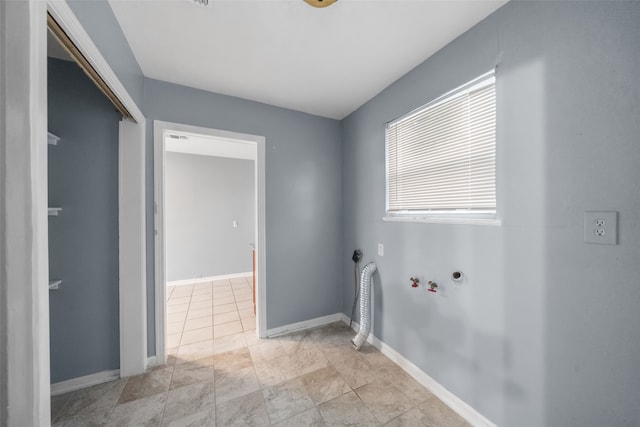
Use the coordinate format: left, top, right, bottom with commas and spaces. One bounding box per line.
212, 279, 230, 288
213, 332, 247, 355
213, 302, 237, 314
253, 354, 301, 387
317, 391, 378, 427
385, 396, 470, 427
273, 407, 326, 427
167, 303, 189, 314
54, 322, 466, 427
229, 277, 250, 284
170, 366, 214, 390
321, 341, 363, 365
118, 367, 173, 404
290, 347, 329, 377
212, 347, 253, 375
175, 340, 214, 364
215, 390, 270, 427
244, 330, 261, 347
180, 327, 213, 346
238, 308, 255, 319
299, 366, 351, 405
162, 408, 215, 427
166, 321, 184, 335
236, 300, 253, 310
167, 333, 181, 348
212, 289, 233, 298
380, 366, 434, 405
233, 291, 253, 302
248, 339, 286, 364
262, 377, 315, 423
166, 311, 187, 323
214, 320, 243, 338
213, 311, 240, 325
212, 295, 235, 306
167, 296, 190, 306
108, 392, 165, 426
170, 287, 193, 296
188, 300, 212, 310
183, 316, 213, 332
162, 380, 215, 425
51, 394, 69, 423
193, 281, 212, 289
355, 379, 415, 424
332, 354, 376, 389
214, 365, 261, 404
242, 316, 256, 331
186, 307, 213, 320
55, 379, 127, 423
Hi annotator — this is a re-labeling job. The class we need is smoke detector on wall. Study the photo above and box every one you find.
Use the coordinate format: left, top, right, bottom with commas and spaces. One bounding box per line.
304, 0, 337, 8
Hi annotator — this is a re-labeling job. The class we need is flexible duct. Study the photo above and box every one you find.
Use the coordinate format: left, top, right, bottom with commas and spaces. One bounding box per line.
351, 261, 377, 351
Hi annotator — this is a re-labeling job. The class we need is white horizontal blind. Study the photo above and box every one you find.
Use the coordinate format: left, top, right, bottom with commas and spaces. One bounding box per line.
386, 72, 496, 214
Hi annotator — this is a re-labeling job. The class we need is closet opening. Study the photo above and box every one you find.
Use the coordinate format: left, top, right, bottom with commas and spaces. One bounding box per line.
47, 3, 147, 395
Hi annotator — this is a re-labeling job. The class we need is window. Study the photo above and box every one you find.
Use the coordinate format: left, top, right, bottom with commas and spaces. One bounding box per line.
385, 71, 497, 223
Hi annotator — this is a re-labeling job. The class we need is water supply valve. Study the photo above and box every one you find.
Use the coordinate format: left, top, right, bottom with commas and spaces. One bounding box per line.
427, 281, 438, 293
410, 277, 420, 288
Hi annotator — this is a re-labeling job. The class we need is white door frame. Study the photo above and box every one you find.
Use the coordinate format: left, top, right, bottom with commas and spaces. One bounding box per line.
153, 120, 267, 365
47, 1, 148, 378
1, 1, 49, 424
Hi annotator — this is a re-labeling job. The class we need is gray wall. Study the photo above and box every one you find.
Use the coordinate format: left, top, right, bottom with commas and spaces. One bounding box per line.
165, 153, 255, 281
48, 58, 121, 383
341, 2, 640, 426
143, 78, 343, 352
66, 0, 144, 109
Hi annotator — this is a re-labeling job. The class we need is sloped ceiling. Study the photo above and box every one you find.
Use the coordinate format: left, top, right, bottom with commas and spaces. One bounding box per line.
109, 0, 507, 119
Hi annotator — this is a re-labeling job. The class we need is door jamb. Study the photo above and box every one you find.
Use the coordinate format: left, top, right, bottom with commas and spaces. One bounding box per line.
153, 120, 267, 365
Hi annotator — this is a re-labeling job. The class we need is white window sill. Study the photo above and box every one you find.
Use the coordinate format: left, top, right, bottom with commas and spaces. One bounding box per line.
383, 216, 502, 226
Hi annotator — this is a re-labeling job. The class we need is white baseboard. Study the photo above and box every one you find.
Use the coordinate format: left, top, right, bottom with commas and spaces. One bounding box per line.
167, 272, 252, 287
50, 369, 120, 396
266, 313, 344, 338
339, 314, 496, 427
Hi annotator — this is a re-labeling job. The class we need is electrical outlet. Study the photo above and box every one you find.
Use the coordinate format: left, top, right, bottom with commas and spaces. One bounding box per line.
584, 211, 617, 245
378, 243, 384, 256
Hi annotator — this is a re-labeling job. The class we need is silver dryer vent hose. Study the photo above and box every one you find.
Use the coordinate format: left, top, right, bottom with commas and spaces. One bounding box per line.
352, 262, 377, 351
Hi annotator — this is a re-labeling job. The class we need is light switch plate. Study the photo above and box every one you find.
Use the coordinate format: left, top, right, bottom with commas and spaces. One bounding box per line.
584, 211, 617, 245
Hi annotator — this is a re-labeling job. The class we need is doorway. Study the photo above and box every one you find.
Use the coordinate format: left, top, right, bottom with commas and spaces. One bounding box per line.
153, 121, 267, 366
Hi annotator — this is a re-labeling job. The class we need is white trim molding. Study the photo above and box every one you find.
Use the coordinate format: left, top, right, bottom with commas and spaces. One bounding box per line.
118, 119, 147, 378
1, 0, 50, 424
167, 272, 252, 287
47, 0, 144, 124
339, 314, 496, 427
50, 370, 120, 397
266, 313, 344, 338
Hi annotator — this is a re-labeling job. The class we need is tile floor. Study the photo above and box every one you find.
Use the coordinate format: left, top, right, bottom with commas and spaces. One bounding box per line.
51, 276, 470, 426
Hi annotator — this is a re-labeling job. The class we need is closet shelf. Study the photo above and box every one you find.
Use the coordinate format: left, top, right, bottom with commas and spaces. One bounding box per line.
48, 132, 61, 146
48, 207, 62, 216
49, 280, 61, 290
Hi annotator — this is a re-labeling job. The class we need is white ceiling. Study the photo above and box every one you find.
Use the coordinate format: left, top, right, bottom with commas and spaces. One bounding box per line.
109, 0, 507, 120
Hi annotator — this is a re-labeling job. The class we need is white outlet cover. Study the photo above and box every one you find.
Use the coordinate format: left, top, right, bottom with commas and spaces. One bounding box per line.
584, 211, 617, 245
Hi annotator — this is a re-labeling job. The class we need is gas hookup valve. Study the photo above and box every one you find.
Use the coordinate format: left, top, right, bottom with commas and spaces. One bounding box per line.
427, 281, 438, 293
